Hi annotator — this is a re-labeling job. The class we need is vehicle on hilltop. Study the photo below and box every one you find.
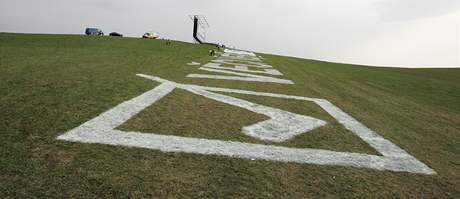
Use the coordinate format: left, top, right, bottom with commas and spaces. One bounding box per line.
85, 28, 104, 36
109, 32, 123, 37
142, 32, 158, 39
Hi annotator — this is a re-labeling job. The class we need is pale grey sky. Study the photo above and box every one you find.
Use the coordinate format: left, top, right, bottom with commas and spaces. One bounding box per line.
1, 0, 459, 67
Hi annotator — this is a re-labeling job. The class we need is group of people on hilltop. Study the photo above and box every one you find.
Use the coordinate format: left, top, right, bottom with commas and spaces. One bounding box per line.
209, 43, 226, 56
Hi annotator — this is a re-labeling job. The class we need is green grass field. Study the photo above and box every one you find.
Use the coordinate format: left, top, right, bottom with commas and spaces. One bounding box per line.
1, 33, 459, 198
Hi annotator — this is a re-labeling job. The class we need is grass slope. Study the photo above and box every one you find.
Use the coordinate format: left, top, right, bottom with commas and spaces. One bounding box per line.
1, 33, 459, 198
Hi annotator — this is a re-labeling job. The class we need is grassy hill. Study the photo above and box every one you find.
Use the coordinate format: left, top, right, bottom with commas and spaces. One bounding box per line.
1, 33, 459, 198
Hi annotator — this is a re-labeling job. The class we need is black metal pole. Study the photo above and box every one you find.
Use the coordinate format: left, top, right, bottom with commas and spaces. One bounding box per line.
193, 16, 203, 43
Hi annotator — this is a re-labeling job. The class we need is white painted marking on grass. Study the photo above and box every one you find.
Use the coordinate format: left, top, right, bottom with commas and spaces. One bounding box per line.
220, 53, 262, 61
224, 48, 256, 56
187, 49, 295, 84
203, 63, 283, 76
187, 61, 200, 66
187, 67, 294, 84
185, 86, 326, 142
211, 59, 273, 68
57, 74, 436, 175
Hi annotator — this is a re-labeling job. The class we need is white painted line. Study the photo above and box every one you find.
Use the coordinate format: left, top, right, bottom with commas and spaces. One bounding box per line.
211, 59, 273, 68
188, 49, 295, 84
60, 129, 431, 174
186, 73, 294, 84
220, 53, 262, 61
57, 75, 436, 175
187, 61, 200, 66
136, 74, 324, 142
224, 48, 256, 56
314, 99, 413, 158
186, 86, 326, 142
57, 82, 175, 139
204, 63, 283, 76
188, 67, 294, 84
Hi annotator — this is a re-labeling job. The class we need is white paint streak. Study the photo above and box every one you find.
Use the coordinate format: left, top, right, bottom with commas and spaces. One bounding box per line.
187, 61, 200, 66
211, 59, 273, 68
220, 53, 262, 61
57, 74, 436, 175
202, 63, 283, 76
224, 48, 256, 56
57, 83, 175, 139
314, 99, 412, 158
188, 49, 295, 84
185, 86, 326, 142
187, 67, 294, 84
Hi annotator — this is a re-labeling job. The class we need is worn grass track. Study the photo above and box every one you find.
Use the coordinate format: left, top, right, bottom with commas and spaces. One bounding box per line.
0, 33, 459, 198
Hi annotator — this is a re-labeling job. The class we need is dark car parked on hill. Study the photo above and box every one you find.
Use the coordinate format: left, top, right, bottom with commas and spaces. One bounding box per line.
109, 32, 123, 37
85, 28, 104, 36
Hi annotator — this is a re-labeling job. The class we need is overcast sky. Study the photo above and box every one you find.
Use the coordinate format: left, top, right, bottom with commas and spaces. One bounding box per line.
1, 0, 459, 67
